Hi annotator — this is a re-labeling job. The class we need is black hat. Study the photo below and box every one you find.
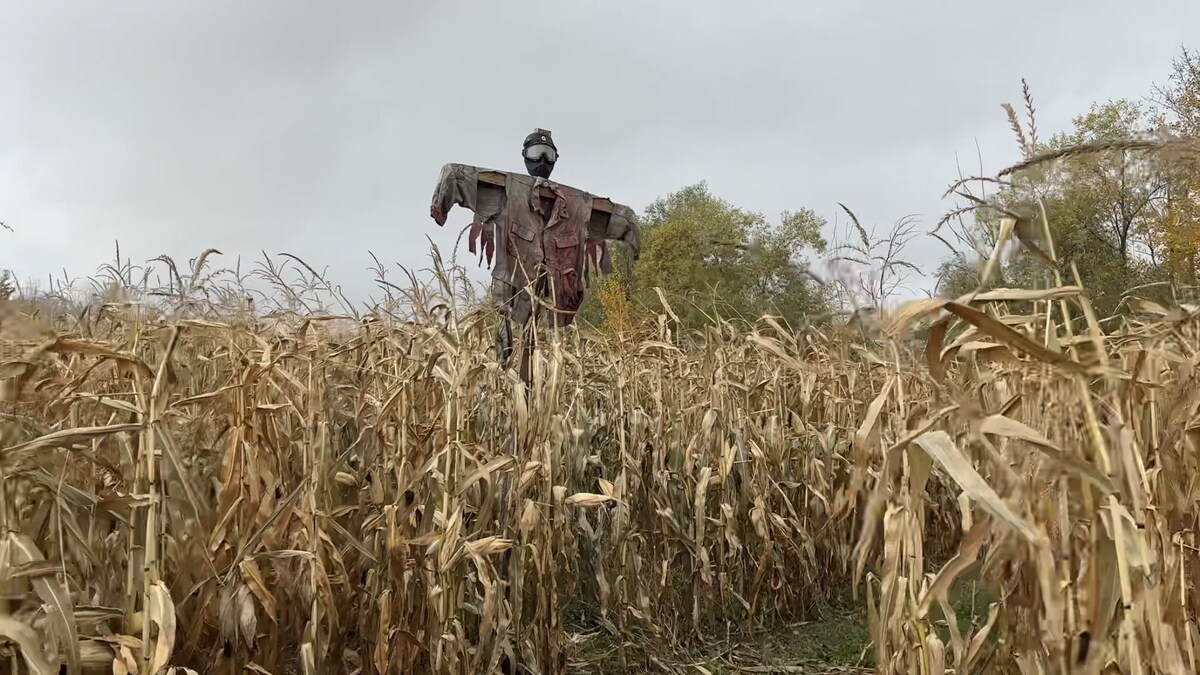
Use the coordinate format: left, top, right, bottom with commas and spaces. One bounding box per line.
523, 128, 556, 151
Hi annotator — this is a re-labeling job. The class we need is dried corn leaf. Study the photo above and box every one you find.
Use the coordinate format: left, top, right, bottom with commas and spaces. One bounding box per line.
0, 615, 56, 675
7, 532, 80, 675
980, 414, 1114, 493
147, 581, 177, 674
912, 431, 1040, 543
943, 301, 1090, 374
0, 423, 143, 457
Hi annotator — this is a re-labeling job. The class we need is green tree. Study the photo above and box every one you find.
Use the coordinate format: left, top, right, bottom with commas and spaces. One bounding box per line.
579, 181, 835, 330
1153, 45, 1200, 137
1150, 46, 1200, 286
938, 95, 1175, 318
1044, 100, 1167, 264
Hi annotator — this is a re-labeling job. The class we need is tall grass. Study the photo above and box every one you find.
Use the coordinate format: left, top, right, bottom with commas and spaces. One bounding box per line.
3, 160, 1200, 675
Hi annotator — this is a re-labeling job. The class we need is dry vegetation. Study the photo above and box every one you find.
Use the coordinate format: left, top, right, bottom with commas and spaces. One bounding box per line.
3, 153, 1200, 675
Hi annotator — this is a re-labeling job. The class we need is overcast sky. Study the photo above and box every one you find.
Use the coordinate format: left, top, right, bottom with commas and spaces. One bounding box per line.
3, 1, 1198, 308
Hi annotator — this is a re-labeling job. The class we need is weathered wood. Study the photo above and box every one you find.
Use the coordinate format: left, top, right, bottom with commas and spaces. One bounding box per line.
477, 170, 616, 214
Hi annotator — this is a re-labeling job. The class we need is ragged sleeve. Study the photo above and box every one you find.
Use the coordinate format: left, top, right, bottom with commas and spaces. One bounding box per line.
429, 163, 479, 226
605, 203, 640, 261
586, 203, 640, 258
430, 163, 511, 268
584, 201, 641, 283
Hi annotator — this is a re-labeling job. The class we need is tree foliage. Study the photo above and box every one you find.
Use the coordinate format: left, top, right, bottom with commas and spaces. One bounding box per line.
587, 47, 1200, 333
579, 181, 836, 331
935, 47, 1200, 316
1151, 46, 1200, 283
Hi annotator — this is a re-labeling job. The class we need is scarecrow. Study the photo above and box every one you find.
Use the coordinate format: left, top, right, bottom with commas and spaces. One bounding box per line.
430, 129, 641, 380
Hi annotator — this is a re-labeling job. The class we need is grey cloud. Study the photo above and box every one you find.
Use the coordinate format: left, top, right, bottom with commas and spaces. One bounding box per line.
2, 0, 1198, 305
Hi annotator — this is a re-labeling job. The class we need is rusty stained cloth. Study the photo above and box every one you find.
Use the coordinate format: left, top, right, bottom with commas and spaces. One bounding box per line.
430, 162, 640, 326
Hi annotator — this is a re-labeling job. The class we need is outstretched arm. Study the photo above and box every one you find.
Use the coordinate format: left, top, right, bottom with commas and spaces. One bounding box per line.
430, 163, 509, 267
430, 163, 479, 226
585, 202, 641, 281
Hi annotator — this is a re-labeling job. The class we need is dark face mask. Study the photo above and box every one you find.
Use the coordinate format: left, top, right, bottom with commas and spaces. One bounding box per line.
523, 138, 557, 179
525, 158, 554, 179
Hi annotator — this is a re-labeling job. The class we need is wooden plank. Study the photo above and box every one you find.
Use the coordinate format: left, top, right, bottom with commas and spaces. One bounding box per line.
478, 169, 616, 214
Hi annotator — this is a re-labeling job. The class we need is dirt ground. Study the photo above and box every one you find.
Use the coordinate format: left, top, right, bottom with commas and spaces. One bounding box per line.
567, 617, 872, 673
566, 593, 873, 674
565, 578, 995, 674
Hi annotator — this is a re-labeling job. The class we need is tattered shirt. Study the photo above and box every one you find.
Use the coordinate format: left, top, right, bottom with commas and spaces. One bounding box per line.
430, 163, 640, 323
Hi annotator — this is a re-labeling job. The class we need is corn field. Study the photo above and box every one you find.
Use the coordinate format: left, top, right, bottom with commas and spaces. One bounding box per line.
1, 211, 1199, 675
